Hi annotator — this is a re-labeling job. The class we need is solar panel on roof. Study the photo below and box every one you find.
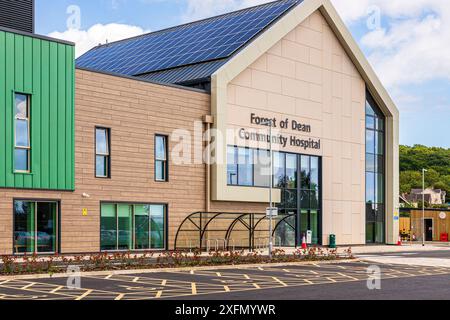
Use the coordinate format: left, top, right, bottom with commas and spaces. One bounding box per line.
76, 0, 301, 77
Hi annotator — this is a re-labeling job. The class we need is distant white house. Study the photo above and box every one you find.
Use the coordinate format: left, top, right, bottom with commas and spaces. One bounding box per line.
406, 188, 447, 205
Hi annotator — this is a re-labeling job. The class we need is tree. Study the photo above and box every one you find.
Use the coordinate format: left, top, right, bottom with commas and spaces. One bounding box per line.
400, 145, 450, 197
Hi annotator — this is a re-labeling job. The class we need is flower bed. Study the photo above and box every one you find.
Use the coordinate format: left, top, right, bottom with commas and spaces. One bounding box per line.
0, 247, 353, 276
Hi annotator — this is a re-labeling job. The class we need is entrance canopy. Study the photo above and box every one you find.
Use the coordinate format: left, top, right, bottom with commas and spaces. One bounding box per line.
174, 211, 295, 251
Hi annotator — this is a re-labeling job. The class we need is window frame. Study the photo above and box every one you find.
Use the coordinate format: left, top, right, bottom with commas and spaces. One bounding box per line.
365, 90, 386, 244
99, 201, 168, 252
14, 93, 31, 173
95, 127, 111, 179
12, 198, 60, 256
155, 134, 169, 182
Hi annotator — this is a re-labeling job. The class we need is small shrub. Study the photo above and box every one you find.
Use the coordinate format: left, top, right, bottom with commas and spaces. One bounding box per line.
0, 246, 354, 276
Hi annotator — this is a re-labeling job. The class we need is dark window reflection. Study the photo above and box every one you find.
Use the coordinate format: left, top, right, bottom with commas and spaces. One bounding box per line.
365, 91, 385, 244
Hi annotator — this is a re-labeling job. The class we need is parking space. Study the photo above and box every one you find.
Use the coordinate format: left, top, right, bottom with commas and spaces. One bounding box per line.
0, 261, 449, 300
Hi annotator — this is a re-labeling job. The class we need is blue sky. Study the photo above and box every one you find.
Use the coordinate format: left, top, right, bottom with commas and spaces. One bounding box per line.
35, 0, 450, 148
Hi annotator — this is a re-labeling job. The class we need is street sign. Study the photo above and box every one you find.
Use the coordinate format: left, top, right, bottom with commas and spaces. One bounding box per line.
306, 230, 312, 244
266, 207, 278, 217
82, 208, 88, 216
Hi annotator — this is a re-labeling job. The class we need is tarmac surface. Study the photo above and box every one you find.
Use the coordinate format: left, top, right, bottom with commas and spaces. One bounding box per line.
0, 255, 449, 300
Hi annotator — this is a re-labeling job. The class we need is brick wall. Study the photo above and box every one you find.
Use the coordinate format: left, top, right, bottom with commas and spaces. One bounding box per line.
0, 69, 214, 254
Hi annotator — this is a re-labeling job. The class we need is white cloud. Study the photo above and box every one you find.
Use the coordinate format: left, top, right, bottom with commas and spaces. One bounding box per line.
352, 2, 450, 88
182, 0, 271, 22
48, 23, 148, 58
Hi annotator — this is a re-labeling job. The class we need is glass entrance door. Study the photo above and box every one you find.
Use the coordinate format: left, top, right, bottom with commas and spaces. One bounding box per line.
274, 153, 322, 247
14, 200, 58, 254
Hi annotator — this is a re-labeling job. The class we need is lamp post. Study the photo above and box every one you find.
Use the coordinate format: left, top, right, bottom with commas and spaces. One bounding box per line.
262, 120, 274, 260
422, 168, 428, 246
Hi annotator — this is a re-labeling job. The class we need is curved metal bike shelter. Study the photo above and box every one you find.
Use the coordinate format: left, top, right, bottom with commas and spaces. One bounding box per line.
174, 212, 296, 251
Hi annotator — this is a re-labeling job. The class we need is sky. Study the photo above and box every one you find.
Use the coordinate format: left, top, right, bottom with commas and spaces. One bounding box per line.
35, 0, 450, 149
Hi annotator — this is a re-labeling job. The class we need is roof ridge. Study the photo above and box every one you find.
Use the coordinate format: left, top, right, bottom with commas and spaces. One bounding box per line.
90, 0, 299, 51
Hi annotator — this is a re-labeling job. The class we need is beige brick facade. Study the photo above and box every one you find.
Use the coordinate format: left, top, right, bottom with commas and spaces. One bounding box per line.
223, 11, 366, 245
0, 69, 218, 254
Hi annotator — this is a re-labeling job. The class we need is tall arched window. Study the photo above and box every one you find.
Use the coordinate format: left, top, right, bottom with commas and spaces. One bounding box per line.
366, 91, 385, 243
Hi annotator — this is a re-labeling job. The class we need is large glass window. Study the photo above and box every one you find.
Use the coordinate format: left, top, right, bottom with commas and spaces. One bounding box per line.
226, 146, 322, 246
298, 155, 321, 245
273, 152, 286, 188
14, 93, 31, 172
100, 203, 167, 251
96, 127, 110, 178
237, 147, 253, 186
254, 149, 270, 187
366, 91, 385, 244
155, 135, 168, 182
14, 201, 58, 254
227, 146, 238, 185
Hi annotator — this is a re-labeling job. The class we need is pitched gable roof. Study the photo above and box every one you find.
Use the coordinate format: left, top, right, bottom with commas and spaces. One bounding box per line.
76, 0, 302, 85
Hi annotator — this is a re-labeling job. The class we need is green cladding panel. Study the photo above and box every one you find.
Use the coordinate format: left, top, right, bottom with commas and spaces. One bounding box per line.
0, 29, 75, 190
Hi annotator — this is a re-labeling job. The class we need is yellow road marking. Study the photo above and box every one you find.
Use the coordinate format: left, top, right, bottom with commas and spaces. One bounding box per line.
50, 286, 64, 294
105, 274, 113, 279
161, 280, 167, 286
253, 283, 261, 289
224, 286, 230, 292
75, 289, 93, 300
115, 294, 125, 300
272, 277, 287, 287
132, 277, 140, 283
244, 275, 250, 280
216, 272, 222, 277
283, 269, 290, 273
0, 280, 10, 285
190, 270, 195, 275
303, 279, 314, 284
258, 267, 264, 271
326, 278, 337, 283
338, 273, 358, 281
155, 291, 163, 298
191, 283, 197, 295
21, 283, 36, 290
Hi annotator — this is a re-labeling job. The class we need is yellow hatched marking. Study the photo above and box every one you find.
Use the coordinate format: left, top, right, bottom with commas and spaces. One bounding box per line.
0, 280, 10, 285
283, 269, 290, 273
191, 283, 197, 295
253, 283, 261, 289
272, 277, 287, 287
21, 283, 36, 290
338, 273, 358, 281
105, 274, 113, 279
161, 280, 167, 286
224, 286, 230, 292
115, 294, 125, 301
244, 275, 250, 280
216, 272, 222, 277
155, 291, 163, 298
303, 279, 314, 284
326, 278, 337, 283
50, 286, 64, 294
75, 289, 93, 301
190, 270, 195, 275
258, 267, 264, 271
132, 277, 140, 283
